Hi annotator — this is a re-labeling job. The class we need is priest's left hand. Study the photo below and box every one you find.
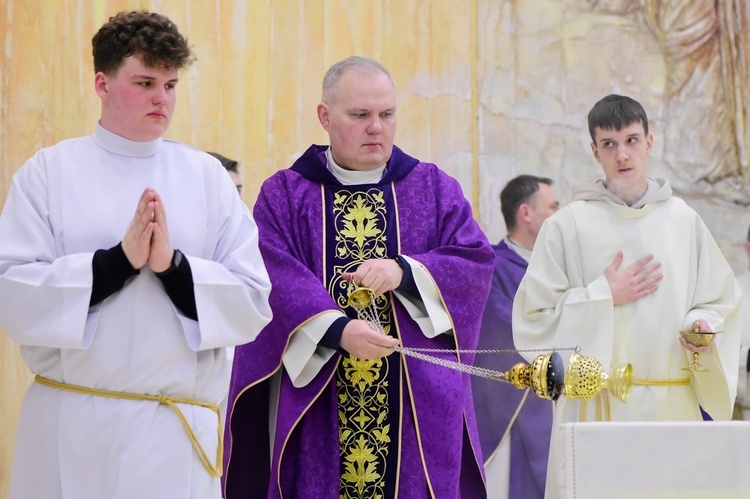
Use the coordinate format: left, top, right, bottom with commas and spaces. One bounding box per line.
679, 319, 715, 353
342, 258, 403, 296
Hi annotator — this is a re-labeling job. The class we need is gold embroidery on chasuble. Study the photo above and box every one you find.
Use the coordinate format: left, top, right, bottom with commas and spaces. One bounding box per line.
327, 188, 399, 499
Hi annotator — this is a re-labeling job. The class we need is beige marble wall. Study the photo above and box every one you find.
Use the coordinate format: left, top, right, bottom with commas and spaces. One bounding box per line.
1, 0, 747, 496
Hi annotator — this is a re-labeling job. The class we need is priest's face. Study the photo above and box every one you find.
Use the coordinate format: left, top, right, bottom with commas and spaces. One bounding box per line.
317, 69, 397, 171
95, 56, 178, 142
590, 122, 653, 193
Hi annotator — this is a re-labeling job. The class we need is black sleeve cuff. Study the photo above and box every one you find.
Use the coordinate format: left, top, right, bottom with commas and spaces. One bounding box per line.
320, 316, 351, 351
747, 349, 750, 373
155, 250, 198, 321
90, 242, 139, 306
394, 255, 421, 299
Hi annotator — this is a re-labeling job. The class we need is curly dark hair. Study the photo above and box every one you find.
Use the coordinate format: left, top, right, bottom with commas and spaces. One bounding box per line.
92, 10, 194, 75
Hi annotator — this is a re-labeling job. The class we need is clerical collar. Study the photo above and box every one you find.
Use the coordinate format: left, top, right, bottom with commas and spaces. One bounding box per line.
92, 122, 162, 158
506, 236, 532, 262
325, 148, 386, 186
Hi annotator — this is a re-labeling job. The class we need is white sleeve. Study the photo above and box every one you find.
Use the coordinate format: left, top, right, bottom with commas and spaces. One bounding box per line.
0, 158, 95, 349
393, 255, 453, 338
283, 312, 340, 387
182, 176, 273, 351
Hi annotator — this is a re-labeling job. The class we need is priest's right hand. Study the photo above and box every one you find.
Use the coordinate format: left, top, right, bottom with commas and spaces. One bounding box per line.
339, 320, 400, 359
341, 258, 403, 296
122, 188, 157, 269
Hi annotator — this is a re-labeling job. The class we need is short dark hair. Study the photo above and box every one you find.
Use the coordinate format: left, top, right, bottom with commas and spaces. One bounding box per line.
207, 152, 239, 173
501, 175, 553, 230
587, 94, 649, 143
92, 11, 194, 75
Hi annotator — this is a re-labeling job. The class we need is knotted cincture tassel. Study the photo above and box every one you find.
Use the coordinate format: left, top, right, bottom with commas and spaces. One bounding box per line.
347, 285, 633, 403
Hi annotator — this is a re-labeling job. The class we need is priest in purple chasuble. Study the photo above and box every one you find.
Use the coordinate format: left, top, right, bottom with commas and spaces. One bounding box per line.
224, 56, 494, 498
472, 175, 559, 499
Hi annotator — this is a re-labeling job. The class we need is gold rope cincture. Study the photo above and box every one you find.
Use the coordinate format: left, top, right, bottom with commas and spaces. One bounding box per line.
34, 375, 223, 477
580, 392, 613, 422
633, 378, 691, 386
581, 377, 691, 421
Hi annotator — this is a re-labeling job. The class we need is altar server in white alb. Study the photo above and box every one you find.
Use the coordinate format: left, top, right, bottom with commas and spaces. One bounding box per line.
512, 94, 741, 497
0, 10, 272, 499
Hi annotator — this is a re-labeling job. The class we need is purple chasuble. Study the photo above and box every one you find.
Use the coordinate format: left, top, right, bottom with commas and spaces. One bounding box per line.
224, 145, 494, 498
471, 240, 552, 499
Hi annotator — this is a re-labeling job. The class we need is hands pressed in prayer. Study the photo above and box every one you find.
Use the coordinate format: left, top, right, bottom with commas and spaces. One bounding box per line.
122, 188, 173, 272
339, 319, 400, 359
146, 190, 173, 273
605, 252, 663, 306
679, 318, 715, 353
341, 258, 403, 296
122, 188, 156, 269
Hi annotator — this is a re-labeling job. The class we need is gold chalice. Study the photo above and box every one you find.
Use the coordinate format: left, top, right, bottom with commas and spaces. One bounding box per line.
680, 321, 717, 372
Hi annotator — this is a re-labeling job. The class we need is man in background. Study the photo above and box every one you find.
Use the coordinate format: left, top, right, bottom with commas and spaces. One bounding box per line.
473, 174, 559, 499
207, 151, 242, 195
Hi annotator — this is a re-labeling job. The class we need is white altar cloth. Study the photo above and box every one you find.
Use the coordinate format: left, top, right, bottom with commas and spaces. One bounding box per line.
558, 421, 750, 499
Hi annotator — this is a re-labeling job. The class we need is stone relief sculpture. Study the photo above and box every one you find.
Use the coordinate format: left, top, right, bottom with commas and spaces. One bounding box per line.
588, 0, 749, 204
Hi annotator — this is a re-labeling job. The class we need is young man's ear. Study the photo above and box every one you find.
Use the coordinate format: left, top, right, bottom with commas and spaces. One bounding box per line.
590, 142, 601, 163
94, 72, 109, 100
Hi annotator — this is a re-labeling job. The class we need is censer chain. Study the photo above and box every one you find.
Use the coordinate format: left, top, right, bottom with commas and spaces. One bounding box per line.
388, 344, 575, 383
